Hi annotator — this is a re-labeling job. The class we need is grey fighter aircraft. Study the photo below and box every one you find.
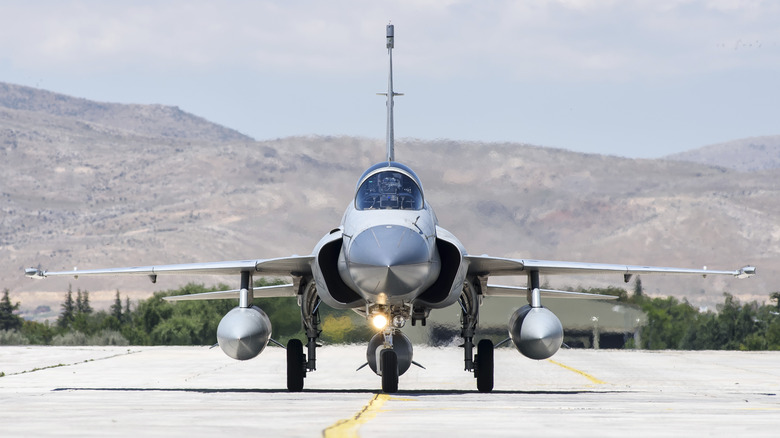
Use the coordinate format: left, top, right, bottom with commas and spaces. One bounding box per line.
26, 25, 755, 393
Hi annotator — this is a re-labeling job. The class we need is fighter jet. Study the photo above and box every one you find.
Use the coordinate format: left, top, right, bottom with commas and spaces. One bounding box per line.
26, 25, 755, 393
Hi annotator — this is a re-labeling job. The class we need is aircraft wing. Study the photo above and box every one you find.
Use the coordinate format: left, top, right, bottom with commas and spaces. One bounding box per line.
465, 255, 756, 279
25, 256, 315, 280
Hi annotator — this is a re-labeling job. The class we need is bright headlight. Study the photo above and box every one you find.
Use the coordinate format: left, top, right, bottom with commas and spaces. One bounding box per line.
371, 313, 388, 330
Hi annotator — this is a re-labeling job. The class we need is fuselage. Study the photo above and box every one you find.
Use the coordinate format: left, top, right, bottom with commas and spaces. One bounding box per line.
338, 163, 440, 305
312, 161, 465, 314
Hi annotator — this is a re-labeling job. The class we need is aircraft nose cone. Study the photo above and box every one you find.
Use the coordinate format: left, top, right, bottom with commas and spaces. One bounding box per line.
350, 225, 429, 267
347, 225, 433, 297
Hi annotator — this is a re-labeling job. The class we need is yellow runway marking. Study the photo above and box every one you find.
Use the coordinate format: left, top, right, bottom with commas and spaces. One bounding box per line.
547, 359, 607, 385
322, 393, 390, 438
323, 359, 605, 437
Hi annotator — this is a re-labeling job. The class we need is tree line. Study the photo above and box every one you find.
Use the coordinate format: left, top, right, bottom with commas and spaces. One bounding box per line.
1, 278, 780, 350
583, 278, 780, 350
0, 279, 370, 346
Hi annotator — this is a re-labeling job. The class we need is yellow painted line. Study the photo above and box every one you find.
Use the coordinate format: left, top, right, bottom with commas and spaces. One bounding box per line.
547, 359, 607, 385
322, 393, 390, 438
387, 396, 416, 402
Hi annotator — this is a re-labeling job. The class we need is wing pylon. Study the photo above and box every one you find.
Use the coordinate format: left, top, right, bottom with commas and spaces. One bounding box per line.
484, 284, 619, 300
163, 284, 296, 302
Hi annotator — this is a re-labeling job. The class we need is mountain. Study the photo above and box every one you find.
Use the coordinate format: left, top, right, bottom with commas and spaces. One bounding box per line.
0, 82, 252, 142
665, 135, 780, 172
1, 83, 776, 311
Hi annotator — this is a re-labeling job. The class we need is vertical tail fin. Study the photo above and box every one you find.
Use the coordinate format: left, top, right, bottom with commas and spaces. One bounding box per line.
378, 23, 403, 162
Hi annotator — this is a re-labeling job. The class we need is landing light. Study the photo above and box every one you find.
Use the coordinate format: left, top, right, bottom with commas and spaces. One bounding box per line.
371, 313, 389, 330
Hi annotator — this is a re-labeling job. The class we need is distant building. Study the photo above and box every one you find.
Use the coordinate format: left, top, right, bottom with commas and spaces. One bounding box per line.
410, 297, 647, 349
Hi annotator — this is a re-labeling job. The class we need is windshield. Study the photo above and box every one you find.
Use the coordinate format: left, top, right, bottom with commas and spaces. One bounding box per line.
356, 170, 423, 210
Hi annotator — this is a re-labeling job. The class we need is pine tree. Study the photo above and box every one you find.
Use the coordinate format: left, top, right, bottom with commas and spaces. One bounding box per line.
124, 296, 131, 318
633, 276, 644, 298
76, 290, 83, 313
58, 285, 75, 328
110, 290, 123, 321
83, 289, 93, 314
76, 289, 93, 315
0, 289, 23, 331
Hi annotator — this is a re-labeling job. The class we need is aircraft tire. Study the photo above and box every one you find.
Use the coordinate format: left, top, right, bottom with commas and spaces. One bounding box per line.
287, 338, 305, 392
380, 349, 399, 393
476, 339, 494, 393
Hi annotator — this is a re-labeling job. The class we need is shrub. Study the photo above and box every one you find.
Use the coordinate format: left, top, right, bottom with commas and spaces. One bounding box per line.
0, 330, 30, 345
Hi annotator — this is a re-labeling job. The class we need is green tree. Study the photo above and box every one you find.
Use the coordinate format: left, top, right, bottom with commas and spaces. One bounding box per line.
57, 285, 76, 329
151, 315, 204, 345
255, 297, 304, 340
770, 292, 780, 311
765, 315, 780, 350
128, 292, 174, 344
639, 296, 698, 349
0, 289, 23, 331
76, 289, 93, 315
110, 290, 123, 322
715, 293, 754, 349
127, 283, 232, 345
633, 276, 643, 299
581, 286, 629, 302
75, 290, 83, 313
21, 319, 56, 344
679, 311, 718, 350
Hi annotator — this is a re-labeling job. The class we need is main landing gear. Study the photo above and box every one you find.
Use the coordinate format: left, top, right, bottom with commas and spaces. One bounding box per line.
474, 339, 494, 393
461, 279, 494, 393
286, 338, 305, 392
286, 279, 321, 392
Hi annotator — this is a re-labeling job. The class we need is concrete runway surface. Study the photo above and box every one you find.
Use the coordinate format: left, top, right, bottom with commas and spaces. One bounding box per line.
1, 345, 778, 437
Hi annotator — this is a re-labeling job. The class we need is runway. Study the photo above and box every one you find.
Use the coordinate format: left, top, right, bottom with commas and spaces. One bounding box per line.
1, 345, 778, 437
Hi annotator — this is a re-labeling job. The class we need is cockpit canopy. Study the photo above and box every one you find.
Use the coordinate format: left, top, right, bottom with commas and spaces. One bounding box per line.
355, 162, 424, 211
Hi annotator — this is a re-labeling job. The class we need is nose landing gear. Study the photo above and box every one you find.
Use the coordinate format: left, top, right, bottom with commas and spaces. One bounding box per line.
380, 348, 399, 393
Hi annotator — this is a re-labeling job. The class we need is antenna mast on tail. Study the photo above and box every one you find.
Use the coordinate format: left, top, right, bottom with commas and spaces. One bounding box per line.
380, 23, 403, 162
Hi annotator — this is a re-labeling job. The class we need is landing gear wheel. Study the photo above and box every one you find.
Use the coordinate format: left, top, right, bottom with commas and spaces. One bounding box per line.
380, 349, 399, 393
475, 339, 494, 393
287, 339, 305, 392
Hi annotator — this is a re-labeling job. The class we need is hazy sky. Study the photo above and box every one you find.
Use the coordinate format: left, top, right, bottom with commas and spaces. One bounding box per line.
0, 1, 777, 158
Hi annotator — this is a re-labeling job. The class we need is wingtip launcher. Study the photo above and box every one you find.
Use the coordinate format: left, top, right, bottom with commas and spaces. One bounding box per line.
25, 267, 82, 280
24, 267, 46, 279
736, 265, 756, 279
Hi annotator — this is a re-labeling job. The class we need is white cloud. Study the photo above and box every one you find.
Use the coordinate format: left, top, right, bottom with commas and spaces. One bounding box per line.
0, 0, 776, 79
0, 0, 777, 156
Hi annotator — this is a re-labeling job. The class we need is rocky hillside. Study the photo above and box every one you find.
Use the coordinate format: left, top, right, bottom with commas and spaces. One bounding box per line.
665, 135, 780, 172
0, 82, 252, 142
1, 83, 776, 311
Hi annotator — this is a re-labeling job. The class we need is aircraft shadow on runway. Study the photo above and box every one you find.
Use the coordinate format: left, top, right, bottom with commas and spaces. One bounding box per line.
52, 387, 628, 396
